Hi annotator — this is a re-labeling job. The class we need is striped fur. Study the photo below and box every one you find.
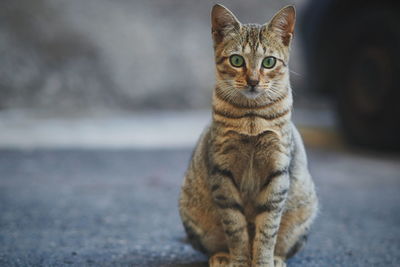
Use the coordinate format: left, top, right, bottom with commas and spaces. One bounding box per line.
179, 5, 318, 267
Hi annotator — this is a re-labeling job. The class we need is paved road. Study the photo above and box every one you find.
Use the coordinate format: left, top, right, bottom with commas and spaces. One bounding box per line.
0, 148, 399, 266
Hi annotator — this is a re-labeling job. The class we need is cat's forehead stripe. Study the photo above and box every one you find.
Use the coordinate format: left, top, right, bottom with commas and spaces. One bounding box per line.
218, 24, 288, 63
242, 25, 262, 52
239, 25, 262, 56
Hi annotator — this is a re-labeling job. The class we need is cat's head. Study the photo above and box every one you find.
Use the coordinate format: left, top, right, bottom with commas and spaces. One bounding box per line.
211, 4, 295, 105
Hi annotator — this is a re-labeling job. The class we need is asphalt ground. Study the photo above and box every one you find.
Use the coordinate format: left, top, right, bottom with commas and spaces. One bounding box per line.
0, 146, 399, 267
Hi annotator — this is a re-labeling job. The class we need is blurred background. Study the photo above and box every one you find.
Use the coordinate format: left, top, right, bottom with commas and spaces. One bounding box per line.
0, 0, 308, 112
1, 0, 399, 149
0, 0, 399, 266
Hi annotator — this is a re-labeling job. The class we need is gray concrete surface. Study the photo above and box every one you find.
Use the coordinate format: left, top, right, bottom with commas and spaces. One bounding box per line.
1, 147, 399, 266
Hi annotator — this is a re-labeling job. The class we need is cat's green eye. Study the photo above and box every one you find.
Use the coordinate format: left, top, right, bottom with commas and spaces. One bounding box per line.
229, 55, 245, 67
262, 56, 277, 69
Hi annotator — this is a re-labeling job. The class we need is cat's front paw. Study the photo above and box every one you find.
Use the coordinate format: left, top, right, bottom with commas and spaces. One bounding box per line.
209, 252, 230, 267
273, 256, 286, 267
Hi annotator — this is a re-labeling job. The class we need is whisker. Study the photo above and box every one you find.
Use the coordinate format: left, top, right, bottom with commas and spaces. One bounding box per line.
289, 70, 301, 76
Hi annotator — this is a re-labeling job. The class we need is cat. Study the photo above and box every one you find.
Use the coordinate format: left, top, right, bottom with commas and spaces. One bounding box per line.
179, 4, 318, 267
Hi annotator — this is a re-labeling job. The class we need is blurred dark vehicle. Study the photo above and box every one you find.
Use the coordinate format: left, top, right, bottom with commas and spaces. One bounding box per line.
301, 0, 400, 150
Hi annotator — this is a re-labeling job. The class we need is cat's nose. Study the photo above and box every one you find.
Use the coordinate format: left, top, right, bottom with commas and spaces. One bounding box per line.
247, 79, 259, 89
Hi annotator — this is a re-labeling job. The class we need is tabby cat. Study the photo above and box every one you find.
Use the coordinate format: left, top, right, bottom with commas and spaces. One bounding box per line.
179, 4, 318, 267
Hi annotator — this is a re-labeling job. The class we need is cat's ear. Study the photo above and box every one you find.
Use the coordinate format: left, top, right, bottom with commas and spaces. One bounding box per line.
211, 4, 241, 44
265, 5, 296, 47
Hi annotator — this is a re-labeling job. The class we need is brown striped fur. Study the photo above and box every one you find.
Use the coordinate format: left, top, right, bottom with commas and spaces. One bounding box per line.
179, 5, 318, 267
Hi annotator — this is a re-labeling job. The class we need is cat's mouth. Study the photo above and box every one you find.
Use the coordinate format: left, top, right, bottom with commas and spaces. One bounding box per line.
240, 87, 262, 99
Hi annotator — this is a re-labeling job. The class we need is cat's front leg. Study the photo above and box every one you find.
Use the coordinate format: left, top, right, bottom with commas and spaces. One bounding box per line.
251, 168, 290, 267
208, 165, 251, 267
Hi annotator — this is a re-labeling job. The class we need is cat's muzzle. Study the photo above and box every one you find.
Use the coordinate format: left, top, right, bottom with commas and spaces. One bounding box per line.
241, 86, 262, 99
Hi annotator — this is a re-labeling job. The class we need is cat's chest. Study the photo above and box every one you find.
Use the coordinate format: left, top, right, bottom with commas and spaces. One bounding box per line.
213, 130, 289, 197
